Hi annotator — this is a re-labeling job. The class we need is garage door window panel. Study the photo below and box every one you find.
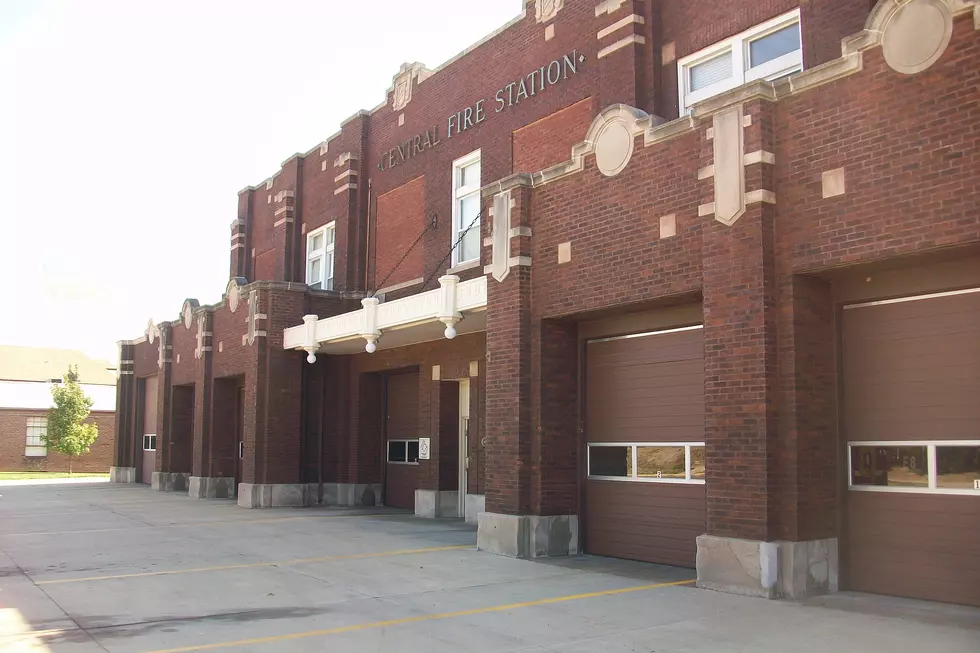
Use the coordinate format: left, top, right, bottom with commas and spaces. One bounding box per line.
636, 446, 685, 479
849, 441, 980, 495
588, 443, 705, 484
936, 446, 980, 489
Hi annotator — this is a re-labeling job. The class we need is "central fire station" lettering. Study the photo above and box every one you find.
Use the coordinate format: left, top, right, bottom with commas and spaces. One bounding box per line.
378, 51, 584, 172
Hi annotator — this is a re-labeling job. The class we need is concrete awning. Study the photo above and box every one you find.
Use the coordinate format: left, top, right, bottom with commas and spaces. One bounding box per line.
283, 275, 487, 360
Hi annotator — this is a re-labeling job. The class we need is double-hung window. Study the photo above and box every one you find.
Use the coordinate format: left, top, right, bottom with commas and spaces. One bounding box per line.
25, 417, 47, 457
678, 10, 802, 114
451, 150, 481, 266
306, 223, 335, 290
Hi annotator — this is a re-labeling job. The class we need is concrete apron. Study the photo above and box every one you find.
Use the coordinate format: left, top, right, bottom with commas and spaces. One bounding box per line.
188, 476, 236, 499
414, 491, 486, 523
150, 472, 190, 493
236, 482, 381, 508
108, 466, 136, 483
696, 535, 839, 600
477, 512, 579, 558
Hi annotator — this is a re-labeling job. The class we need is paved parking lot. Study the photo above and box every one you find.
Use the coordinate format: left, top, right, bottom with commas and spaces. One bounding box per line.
1, 482, 977, 652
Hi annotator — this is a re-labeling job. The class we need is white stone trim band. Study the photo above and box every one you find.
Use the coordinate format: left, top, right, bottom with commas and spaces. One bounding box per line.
597, 14, 645, 40
598, 34, 646, 59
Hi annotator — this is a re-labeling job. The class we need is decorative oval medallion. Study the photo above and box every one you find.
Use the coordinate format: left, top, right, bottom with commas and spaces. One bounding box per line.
881, 0, 953, 75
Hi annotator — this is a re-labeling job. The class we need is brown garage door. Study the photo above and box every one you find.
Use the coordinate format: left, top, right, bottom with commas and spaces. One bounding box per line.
140, 375, 158, 484
384, 372, 419, 510
585, 325, 706, 567
842, 289, 980, 607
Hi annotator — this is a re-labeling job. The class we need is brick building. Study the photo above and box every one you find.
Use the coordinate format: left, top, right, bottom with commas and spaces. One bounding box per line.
0, 346, 116, 473
111, 0, 980, 606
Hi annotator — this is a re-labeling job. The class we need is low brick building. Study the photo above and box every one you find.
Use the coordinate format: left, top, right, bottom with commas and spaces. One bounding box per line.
0, 347, 116, 473
112, 0, 980, 607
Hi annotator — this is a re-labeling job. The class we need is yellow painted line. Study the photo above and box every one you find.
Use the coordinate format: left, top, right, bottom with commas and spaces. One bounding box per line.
140, 579, 697, 653
1, 511, 406, 537
35, 544, 472, 585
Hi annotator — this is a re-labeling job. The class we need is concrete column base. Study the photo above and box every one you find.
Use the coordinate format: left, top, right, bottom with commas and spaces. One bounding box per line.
464, 494, 485, 524
150, 472, 190, 493
477, 512, 579, 558
321, 482, 381, 507
415, 490, 458, 518
237, 482, 311, 508
188, 476, 236, 500
109, 466, 136, 483
696, 535, 839, 599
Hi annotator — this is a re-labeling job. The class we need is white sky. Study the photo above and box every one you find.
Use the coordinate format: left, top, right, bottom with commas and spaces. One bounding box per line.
0, 0, 523, 363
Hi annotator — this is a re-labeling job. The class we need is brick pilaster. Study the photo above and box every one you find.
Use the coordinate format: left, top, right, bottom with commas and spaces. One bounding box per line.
192, 311, 214, 477
273, 189, 297, 282
249, 286, 304, 485
700, 100, 779, 542
594, 0, 651, 110
233, 190, 253, 281
115, 343, 136, 468
484, 181, 534, 515
155, 323, 174, 473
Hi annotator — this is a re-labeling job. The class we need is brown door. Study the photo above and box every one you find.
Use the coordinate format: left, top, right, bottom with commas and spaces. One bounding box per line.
140, 375, 158, 484
584, 326, 706, 567
384, 372, 419, 509
842, 290, 980, 607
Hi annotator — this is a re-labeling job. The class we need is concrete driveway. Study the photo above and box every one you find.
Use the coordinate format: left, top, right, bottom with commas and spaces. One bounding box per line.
1, 483, 977, 652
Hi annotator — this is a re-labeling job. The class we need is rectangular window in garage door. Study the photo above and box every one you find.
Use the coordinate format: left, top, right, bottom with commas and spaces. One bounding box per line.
849, 441, 980, 494
588, 443, 705, 483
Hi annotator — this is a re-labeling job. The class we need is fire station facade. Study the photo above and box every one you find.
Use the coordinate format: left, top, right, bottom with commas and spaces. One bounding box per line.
111, 0, 980, 606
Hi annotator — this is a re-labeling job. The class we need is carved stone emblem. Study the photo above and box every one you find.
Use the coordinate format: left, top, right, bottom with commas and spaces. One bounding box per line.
536, 0, 563, 23
393, 73, 412, 111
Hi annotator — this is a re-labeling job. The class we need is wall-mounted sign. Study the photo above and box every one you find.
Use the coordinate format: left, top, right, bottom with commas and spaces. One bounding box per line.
418, 437, 431, 460
378, 50, 586, 172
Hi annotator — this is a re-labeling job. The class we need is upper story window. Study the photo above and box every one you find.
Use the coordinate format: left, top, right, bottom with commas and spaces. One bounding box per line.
26, 416, 47, 457
678, 10, 802, 114
306, 223, 335, 290
452, 150, 481, 266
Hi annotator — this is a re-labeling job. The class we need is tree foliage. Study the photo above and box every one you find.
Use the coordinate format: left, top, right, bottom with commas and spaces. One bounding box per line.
46, 366, 99, 474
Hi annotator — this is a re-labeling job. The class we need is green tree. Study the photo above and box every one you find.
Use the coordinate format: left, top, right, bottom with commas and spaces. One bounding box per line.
45, 366, 99, 475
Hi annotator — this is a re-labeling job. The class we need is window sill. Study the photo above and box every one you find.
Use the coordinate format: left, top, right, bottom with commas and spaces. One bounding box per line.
447, 260, 480, 275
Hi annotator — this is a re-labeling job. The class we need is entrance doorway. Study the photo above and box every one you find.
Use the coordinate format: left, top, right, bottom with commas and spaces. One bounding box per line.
438, 378, 471, 519
457, 378, 470, 519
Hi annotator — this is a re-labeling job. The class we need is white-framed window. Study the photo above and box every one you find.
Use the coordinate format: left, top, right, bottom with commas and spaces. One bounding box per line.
451, 150, 481, 266
306, 222, 336, 290
387, 439, 420, 465
678, 10, 802, 114
143, 434, 157, 451
848, 441, 980, 496
587, 442, 705, 484
25, 417, 47, 457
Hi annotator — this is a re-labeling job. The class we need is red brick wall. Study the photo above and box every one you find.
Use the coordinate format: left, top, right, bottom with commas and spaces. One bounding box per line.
777, 18, 980, 273
170, 321, 197, 386
531, 130, 703, 319
375, 176, 426, 289
488, 11, 980, 538
512, 97, 596, 174
0, 409, 115, 473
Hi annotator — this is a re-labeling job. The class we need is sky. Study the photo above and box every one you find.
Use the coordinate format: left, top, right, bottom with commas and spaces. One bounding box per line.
0, 0, 523, 363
